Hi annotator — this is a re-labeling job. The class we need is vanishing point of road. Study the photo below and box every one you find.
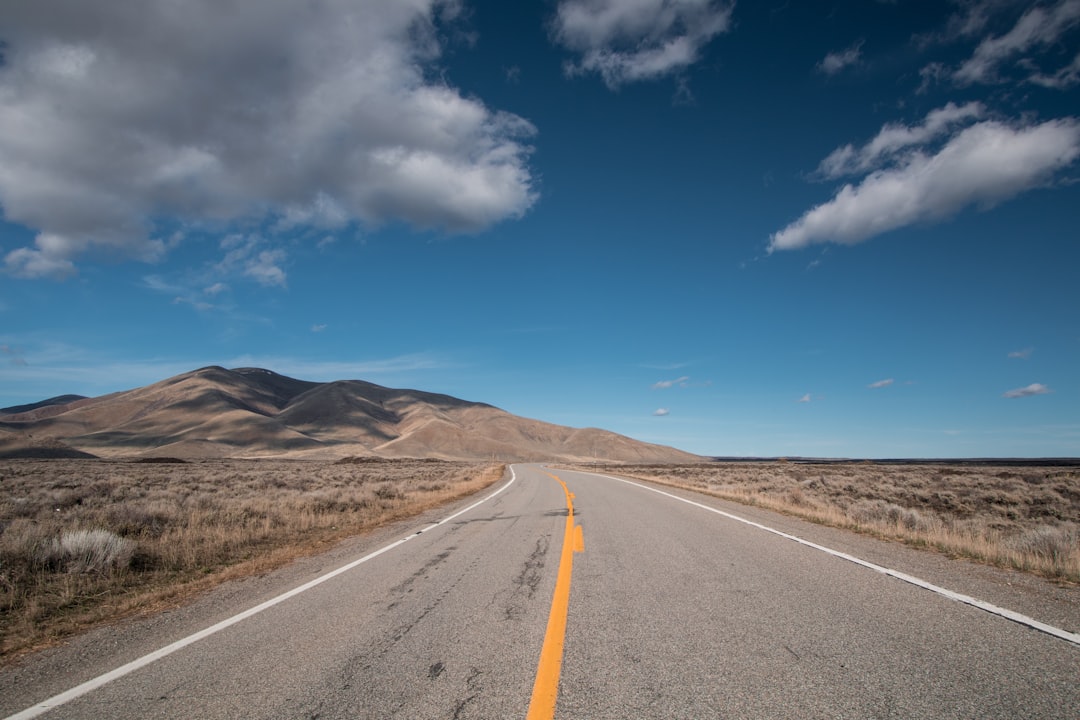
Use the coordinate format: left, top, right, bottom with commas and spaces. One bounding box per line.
2, 464, 1078, 719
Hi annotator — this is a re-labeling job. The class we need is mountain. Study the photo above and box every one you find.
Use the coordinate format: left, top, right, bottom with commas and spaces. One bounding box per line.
0, 367, 702, 462
0, 394, 88, 416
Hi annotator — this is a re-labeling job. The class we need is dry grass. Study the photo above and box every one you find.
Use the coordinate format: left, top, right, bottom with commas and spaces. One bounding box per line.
571, 461, 1080, 584
0, 458, 504, 663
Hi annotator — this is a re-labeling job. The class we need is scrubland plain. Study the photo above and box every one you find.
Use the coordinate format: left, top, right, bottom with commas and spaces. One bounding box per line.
0, 458, 504, 663
574, 461, 1080, 584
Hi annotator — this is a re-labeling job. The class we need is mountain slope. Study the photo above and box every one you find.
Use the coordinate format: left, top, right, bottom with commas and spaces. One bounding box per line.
0, 394, 88, 416
0, 367, 700, 462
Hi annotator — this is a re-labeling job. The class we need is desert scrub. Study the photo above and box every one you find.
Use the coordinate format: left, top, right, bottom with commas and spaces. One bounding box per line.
572, 461, 1080, 583
49, 529, 135, 573
0, 458, 505, 662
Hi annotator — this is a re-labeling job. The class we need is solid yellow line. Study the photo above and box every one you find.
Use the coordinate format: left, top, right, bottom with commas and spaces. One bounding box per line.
526, 472, 581, 720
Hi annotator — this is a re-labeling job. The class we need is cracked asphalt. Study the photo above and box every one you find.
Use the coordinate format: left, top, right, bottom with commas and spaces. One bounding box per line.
2, 464, 1078, 719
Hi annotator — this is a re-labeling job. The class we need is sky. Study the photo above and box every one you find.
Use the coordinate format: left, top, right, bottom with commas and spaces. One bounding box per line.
1, 0, 1078, 458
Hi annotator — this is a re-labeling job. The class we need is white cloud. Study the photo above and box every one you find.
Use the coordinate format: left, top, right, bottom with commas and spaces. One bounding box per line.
311, 324, 328, 333
0, 0, 537, 279
955, 0, 1080, 85
215, 235, 288, 288
1008, 348, 1033, 359
818, 41, 863, 75
797, 393, 812, 403
868, 378, 894, 389
770, 117, 1080, 252
1028, 51, 1080, 88
244, 250, 288, 288
553, 0, 734, 88
652, 375, 690, 389
1003, 382, 1051, 398
641, 361, 690, 370
816, 102, 985, 179
653, 408, 671, 416
172, 296, 214, 312
225, 353, 451, 380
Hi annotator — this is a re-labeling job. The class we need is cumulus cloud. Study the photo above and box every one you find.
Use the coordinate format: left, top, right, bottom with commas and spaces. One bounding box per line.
0, 0, 537, 279
868, 378, 894, 389
955, 0, 1080, 85
652, 375, 690, 389
553, 0, 734, 88
1003, 382, 1051, 398
818, 41, 863, 75
770, 116, 1080, 252
653, 408, 671, 416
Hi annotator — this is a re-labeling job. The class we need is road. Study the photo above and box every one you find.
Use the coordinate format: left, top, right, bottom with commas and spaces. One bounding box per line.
2, 464, 1078, 719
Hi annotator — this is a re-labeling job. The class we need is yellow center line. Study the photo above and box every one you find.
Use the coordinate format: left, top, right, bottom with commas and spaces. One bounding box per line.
526, 472, 583, 720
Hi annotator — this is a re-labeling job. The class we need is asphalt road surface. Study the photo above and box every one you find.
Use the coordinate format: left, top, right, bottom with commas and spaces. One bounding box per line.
2, 464, 1078, 719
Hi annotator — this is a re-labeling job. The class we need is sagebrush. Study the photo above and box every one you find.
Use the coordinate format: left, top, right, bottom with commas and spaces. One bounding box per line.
0, 458, 504, 661
575, 461, 1080, 582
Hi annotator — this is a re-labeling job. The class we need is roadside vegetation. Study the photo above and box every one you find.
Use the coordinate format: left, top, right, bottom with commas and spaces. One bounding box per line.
573, 461, 1080, 584
0, 458, 504, 663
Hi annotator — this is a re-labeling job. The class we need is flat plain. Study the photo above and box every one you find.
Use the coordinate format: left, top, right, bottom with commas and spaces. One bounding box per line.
570, 460, 1080, 583
4, 457, 1077, 671
0, 457, 503, 663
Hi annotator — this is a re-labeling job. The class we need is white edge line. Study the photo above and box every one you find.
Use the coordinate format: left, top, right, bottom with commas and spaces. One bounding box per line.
5, 466, 519, 720
580, 469, 1080, 648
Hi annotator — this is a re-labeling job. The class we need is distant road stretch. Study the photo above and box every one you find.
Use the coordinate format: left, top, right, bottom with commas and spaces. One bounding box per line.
3, 464, 1078, 719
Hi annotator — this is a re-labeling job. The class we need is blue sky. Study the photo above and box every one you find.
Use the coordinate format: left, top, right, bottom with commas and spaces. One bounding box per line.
1, 0, 1078, 457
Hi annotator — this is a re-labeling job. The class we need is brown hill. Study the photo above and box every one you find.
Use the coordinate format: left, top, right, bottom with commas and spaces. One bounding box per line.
0, 367, 701, 463
0, 394, 88, 416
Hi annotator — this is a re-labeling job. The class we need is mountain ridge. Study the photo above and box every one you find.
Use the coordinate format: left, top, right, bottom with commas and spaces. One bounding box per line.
0, 367, 701, 463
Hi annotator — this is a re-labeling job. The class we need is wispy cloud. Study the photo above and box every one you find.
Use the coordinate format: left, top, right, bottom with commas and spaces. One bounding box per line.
815, 102, 985, 179
553, 0, 734, 88
641, 361, 691, 371
218, 235, 288, 288
1003, 383, 1051, 398
223, 353, 452, 381
797, 393, 812, 403
955, 0, 1080, 86
653, 408, 670, 416
1028, 51, 1080, 89
652, 375, 690, 389
1008, 347, 1033, 359
868, 378, 894, 389
311, 324, 328, 333
817, 40, 863, 75
1, 344, 29, 367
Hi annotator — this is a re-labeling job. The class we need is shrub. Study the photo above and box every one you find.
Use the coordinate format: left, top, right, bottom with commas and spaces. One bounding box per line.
52, 529, 135, 574
846, 500, 939, 532
1007, 524, 1078, 562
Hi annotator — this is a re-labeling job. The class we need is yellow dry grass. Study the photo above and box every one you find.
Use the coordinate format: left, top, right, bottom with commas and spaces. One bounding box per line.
571, 461, 1080, 584
0, 458, 505, 663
